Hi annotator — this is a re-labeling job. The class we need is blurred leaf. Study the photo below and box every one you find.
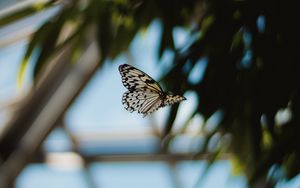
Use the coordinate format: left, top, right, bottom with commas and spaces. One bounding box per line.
230, 30, 243, 52
231, 156, 246, 176
32, 2, 79, 79
285, 152, 300, 180
0, 1, 55, 27
158, 22, 174, 58
162, 104, 180, 139
17, 21, 53, 87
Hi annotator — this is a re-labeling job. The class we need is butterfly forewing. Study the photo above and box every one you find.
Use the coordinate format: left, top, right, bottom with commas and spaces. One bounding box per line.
119, 64, 162, 92
119, 64, 186, 117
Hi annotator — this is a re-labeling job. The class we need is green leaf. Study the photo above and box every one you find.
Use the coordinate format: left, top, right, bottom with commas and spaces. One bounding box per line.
0, 1, 55, 27
32, 3, 79, 80
17, 21, 53, 88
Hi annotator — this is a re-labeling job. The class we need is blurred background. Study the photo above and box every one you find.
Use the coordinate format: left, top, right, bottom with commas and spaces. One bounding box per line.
1, 0, 300, 188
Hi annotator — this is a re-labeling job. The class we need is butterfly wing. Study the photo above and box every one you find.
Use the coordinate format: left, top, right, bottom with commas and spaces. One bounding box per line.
119, 64, 186, 117
119, 64, 163, 92
122, 89, 163, 117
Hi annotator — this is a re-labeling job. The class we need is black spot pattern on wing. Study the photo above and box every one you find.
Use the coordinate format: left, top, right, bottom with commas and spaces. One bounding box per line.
119, 64, 162, 92
122, 89, 163, 117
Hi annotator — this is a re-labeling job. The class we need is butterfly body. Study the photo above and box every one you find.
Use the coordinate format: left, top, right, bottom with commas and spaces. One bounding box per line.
119, 64, 186, 117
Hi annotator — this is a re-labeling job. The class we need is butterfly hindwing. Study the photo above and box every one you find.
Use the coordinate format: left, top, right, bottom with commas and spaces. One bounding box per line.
122, 89, 163, 117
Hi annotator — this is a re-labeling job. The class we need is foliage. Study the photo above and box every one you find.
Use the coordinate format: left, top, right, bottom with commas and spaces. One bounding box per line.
2, 0, 300, 187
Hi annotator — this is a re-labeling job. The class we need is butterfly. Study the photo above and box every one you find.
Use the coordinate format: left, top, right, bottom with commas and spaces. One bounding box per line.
119, 64, 186, 117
